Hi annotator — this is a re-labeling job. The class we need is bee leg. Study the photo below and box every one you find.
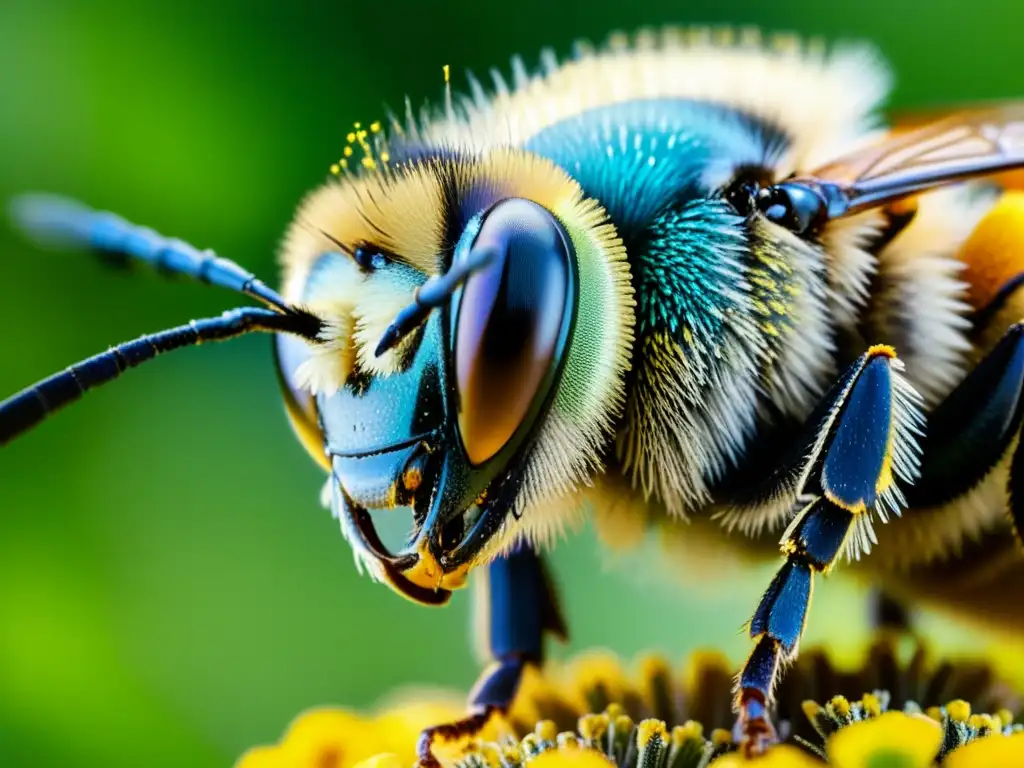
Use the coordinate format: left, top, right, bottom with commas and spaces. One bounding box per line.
735, 498, 848, 754
416, 542, 567, 767
906, 322, 1024, 543
735, 346, 922, 755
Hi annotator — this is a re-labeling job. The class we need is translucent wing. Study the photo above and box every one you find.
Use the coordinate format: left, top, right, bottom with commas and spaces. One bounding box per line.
889, 102, 1024, 192
804, 103, 1024, 218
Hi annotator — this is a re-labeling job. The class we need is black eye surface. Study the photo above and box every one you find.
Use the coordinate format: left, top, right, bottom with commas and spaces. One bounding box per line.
453, 198, 575, 466
353, 245, 389, 271
757, 181, 827, 236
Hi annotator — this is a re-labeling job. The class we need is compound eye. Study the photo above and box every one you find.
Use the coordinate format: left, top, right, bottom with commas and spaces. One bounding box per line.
453, 198, 575, 466
757, 182, 827, 236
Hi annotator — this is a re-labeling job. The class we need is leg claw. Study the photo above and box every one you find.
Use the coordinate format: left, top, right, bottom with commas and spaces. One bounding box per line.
415, 709, 496, 768
735, 695, 779, 758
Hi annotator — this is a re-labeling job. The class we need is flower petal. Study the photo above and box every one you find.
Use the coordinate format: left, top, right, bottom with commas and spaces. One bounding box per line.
711, 744, 825, 767
351, 754, 406, 768
280, 707, 387, 768
825, 711, 942, 768
530, 747, 617, 768
372, 701, 474, 765
943, 732, 1024, 768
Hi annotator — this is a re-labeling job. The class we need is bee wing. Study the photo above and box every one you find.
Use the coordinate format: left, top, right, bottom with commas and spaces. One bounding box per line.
887, 100, 1024, 131
808, 102, 1024, 217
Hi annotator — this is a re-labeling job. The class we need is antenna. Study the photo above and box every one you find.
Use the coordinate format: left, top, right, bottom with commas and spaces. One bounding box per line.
11, 194, 301, 314
1, 195, 323, 446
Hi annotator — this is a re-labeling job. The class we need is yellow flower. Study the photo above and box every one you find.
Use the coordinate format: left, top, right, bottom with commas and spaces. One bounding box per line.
712, 745, 823, 768
235, 703, 468, 768
826, 711, 941, 767
237, 637, 1024, 768
944, 732, 1024, 768
235, 708, 382, 768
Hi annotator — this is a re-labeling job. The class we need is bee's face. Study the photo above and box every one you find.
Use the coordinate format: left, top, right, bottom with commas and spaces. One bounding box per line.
274, 148, 635, 603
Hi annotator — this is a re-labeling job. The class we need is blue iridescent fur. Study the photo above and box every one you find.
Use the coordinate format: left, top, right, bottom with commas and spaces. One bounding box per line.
525, 98, 783, 237
638, 201, 746, 343
526, 98, 786, 347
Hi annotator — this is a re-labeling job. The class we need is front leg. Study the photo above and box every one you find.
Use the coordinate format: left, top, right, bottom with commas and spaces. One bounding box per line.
733, 346, 924, 754
417, 542, 567, 767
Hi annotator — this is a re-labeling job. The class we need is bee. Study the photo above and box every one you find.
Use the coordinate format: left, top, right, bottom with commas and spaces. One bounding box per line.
3, 26, 1024, 761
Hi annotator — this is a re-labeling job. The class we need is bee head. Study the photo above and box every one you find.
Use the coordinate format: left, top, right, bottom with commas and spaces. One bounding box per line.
274, 147, 635, 604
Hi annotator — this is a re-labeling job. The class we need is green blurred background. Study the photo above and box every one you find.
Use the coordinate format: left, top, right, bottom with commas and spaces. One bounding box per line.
1, 1, 1021, 765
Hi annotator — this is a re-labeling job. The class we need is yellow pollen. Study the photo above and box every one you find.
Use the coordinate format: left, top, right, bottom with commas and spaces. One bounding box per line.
578, 714, 608, 742
926, 706, 943, 722
329, 164, 340, 175
535, 720, 557, 742
361, 157, 377, 170
354, 122, 361, 129
829, 696, 852, 718
344, 146, 353, 157
947, 700, 971, 723
443, 64, 450, 83
370, 120, 381, 133
673, 721, 703, 746
346, 132, 356, 143
998, 709, 1015, 726
862, 693, 882, 717
637, 719, 668, 746
380, 151, 390, 163
969, 714, 995, 730
710, 728, 732, 746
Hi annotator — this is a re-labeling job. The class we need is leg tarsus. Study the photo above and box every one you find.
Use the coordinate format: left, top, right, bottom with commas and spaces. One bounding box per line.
416, 707, 500, 768
735, 634, 784, 755
735, 692, 778, 757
